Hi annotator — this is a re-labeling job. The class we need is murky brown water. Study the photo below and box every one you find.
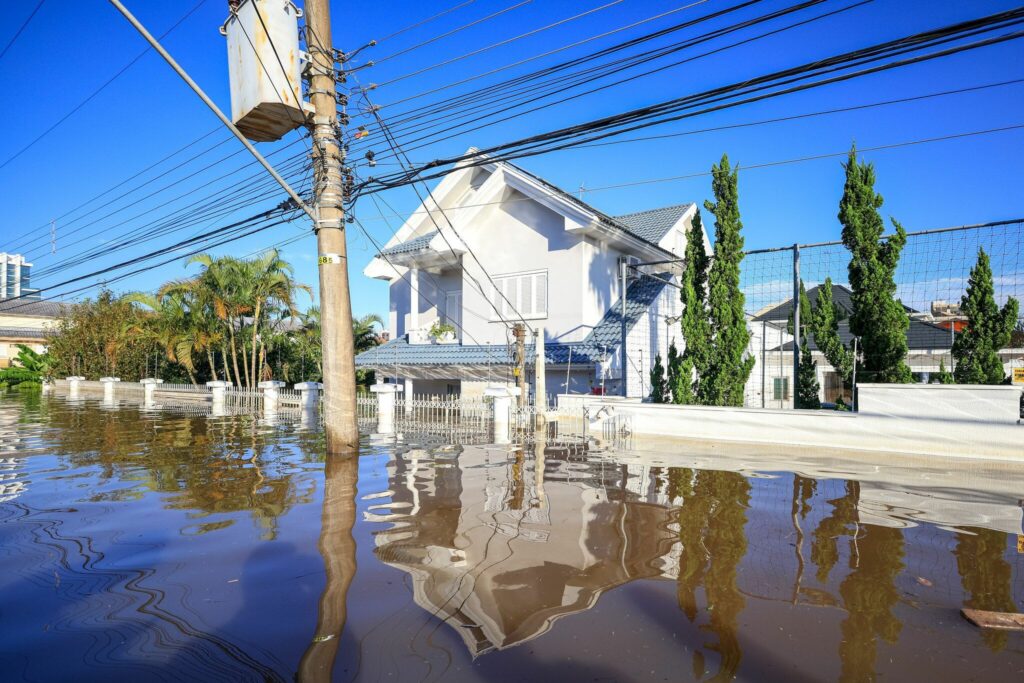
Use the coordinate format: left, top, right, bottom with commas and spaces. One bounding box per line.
1, 390, 1023, 682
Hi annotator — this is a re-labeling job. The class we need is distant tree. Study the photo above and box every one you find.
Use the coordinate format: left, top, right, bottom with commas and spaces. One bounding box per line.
839, 146, 912, 384
700, 155, 754, 406
649, 354, 667, 403
952, 248, 1019, 384
788, 281, 821, 409
796, 340, 821, 409
674, 212, 711, 404
931, 359, 954, 384
810, 277, 854, 384
0, 344, 51, 388
666, 341, 681, 404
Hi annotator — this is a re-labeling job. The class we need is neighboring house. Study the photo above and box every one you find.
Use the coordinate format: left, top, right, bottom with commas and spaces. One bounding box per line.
354, 150, 709, 400
748, 282, 1021, 406
0, 299, 60, 368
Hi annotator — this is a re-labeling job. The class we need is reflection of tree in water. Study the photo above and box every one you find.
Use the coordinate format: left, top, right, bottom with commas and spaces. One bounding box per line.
811, 481, 859, 583
43, 403, 309, 537
837, 524, 904, 683
671, 468, 750, 682
793, 475, 815, 520
955, 528, 1017, 652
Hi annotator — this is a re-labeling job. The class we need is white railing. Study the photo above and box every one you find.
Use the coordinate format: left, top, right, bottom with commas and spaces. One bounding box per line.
357, 394, 377, 420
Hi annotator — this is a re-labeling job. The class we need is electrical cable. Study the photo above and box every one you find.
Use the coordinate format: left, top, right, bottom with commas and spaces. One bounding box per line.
372, 0, 534, 65
360, 8, 1024, 193
0, 0, 45, 61
375, 0, 479, 44
0, 0, 207, 172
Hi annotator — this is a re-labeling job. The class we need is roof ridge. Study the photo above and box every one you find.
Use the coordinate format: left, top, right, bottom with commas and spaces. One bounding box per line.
612, 203, 693, 219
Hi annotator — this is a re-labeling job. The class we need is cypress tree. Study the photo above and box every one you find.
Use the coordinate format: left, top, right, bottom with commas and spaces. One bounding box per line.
952, 248, 1019, 384
674, 211, 711, 404
839, 146, 912, 384
701, 154, 754, 406
796, 339, 821, 409
932, 359, 954, 384
810, 277, 854, 383
787, 281, 821, 409
649, 353, 667, 403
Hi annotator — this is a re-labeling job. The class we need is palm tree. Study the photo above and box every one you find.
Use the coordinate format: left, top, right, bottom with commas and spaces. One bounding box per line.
353, 313, 384, 353
124, 291, 199, 384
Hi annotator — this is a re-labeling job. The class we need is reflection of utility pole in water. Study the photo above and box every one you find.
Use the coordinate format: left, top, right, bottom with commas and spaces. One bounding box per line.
298, 453, 359, 683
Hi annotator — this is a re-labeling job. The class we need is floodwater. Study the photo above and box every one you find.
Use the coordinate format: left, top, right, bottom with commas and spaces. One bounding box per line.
1, 391, 1023, 682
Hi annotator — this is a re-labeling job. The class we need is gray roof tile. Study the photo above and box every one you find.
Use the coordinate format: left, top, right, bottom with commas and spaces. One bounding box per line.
0, 298, 65, 318
613, 205, 692, 245
378, 231, 438, 258
0, 327, 50, 340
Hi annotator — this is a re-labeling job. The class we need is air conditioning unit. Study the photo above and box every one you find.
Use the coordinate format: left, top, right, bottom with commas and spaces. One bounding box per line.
617, 255, 641, 279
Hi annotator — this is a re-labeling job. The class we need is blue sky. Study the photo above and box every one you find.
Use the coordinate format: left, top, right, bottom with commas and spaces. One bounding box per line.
1, 0, 1021, 318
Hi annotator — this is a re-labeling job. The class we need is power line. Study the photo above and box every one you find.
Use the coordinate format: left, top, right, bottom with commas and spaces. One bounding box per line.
373, 0, 534, 65
356, 122, 1024, 224
373, 0, 631, 88
360, 8, 1024, 193
375, 0, 479, 44
353, 0, 849, 162
0, 0, 208, 172
0, 0, 45, 61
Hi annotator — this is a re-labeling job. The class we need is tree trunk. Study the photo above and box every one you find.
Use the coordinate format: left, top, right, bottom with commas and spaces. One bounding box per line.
241, 340, 250, 389
221, 344, 233, 385
206, 348, 218, 381
250, 301, 263, 390
228, 319, 244, 388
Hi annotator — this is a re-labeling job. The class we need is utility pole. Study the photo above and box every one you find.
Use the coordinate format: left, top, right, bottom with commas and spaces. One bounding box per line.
534, 325, 546, 424
513, 323, 527, 408
306, 0, 359, 452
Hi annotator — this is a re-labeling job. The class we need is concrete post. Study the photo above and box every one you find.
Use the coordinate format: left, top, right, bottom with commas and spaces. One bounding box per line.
485, 385, 521, 444
404, 378, 414, 415
100, 377, 121, 403
295, 382, 323, 410
371, 383, 402, 435
66, 376, 84, 398
259, 380, 286, 412
206, 380, 230, 415
141, 378, 163, 405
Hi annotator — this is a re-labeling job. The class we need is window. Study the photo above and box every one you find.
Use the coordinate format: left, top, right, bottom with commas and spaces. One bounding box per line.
773, 377, 790, 401
491, 270, 548, 320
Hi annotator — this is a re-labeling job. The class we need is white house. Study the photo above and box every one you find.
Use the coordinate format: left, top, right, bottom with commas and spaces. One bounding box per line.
354, 151, 709, 400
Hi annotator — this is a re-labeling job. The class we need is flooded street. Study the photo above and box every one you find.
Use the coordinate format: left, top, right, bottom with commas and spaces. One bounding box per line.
1, 391, 1022, 682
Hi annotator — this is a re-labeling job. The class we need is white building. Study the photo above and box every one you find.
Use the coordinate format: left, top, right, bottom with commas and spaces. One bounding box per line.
354, 151, 709, 400
0, 254, 53, 368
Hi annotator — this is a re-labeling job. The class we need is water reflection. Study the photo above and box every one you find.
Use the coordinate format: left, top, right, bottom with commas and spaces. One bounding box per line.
371, 445, 678, 654
2, 391, 1023, 682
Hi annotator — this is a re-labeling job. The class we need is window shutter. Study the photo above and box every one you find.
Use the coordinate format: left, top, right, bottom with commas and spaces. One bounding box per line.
521, 276, 533, 317
535, 272, 547, 316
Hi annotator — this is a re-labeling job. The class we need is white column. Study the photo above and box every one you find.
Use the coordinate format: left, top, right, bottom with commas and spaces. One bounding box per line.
100, 376, 120, 403
295, 381, 322, 410
258, 380, 286, 412
66, 376, 84, 398
404, 378, 414, 414
141, 377, 162, 405
485, 385, 521, 444
371, 383, 402, 434
206, 380, 230, 415
409, 267, 419, 334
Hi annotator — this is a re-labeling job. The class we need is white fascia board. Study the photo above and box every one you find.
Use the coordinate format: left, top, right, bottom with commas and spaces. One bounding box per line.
364, 256, 405, 281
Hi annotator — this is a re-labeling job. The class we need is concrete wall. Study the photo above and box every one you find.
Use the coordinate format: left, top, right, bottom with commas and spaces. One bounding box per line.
858, 383, 1022, 425
566, 385, 1023, 461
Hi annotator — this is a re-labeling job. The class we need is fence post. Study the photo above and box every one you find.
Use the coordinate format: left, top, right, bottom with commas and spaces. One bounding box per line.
485, 385, 520, 444
141, 377, 162, 405
66, 376, 84, 397
295, 381, 323, 411
206, 380, 230, 413
370, 383, 401, 434
792, 243, 800, 410
100, 377, 121, 403
259, 380, 286, 413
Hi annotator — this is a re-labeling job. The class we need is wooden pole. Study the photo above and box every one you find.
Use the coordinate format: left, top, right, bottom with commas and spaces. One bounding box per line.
306, 0, 359, 452
513, 323, 527, 408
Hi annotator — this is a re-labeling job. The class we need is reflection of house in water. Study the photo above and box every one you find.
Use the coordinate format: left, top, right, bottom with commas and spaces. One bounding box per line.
369, 446, 678, 654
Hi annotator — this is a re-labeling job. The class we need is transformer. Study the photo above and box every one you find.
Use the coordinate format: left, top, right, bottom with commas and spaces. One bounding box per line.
222, 0, 308, 142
